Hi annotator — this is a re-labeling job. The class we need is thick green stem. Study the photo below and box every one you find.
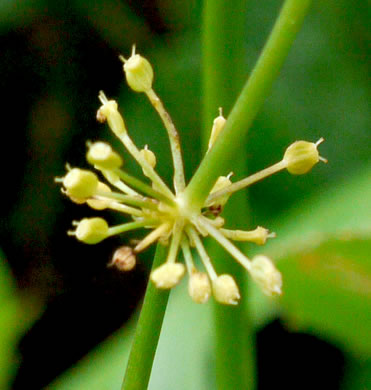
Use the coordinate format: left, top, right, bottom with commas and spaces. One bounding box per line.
121, 244, 170, 390
184, 0, 312, 211
201, 1, 254, 389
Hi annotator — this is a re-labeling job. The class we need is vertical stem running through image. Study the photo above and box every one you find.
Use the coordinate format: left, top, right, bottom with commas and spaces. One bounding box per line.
121, 245, 170, 390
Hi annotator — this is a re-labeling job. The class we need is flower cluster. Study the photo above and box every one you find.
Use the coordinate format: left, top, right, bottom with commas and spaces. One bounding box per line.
56, 46, 326, 305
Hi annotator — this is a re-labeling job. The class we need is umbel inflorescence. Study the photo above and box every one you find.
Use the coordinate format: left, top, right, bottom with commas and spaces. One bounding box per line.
56, 46, 326, 305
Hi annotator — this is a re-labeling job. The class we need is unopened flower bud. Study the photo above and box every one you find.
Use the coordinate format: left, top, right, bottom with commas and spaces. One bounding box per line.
87, 142, 123, 169
150, 263, 185, 289
283, 138, 326, 175
63, 168, 98, 199
97, 92, 127, 137
208, 108, 226, 150
68, 196, 86, 205
250, 255, 282, 296
188, 272, 211, 304
86, 182, 112, 210
69, 217, 109, 244
212, 274, 240, 305
121, 47, 154, 93
140, 146, 157, 168
221, 226, 274, 245
209, 174, 232, 208
109, 246, 136, 271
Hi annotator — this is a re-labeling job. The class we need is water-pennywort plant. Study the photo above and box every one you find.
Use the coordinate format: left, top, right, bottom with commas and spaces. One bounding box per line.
56, 0, 325, 388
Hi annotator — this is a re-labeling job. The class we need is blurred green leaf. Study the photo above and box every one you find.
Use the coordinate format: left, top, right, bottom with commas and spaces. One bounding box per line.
342, 355, 371, 390
0, 251, 23, 389
50, 285, 214, 390
249, 165, 371, 355
279, 235, 371, 355
0, 0, 42, 32
47, 315, 136, 389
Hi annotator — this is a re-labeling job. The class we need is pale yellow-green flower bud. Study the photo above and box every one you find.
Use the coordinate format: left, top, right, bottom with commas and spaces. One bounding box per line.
97, 92, 127, 137
150, 263, 185, 289
208, 108, 226, 150
209, 174, 232, 208
140, 146, 157, 168
188, 272, 211, 304
250, 255, 282, 296
63, 168, 99, 199
86, 182, 112, 210
68, 195, 86, 205
70, 217, 109, 244
87, 142, 123, 169
121, 47, 154, 93
221, 226, 274, 245
109, 246, 136, 271
283, 138, 326, 175
212, 274, 240, 305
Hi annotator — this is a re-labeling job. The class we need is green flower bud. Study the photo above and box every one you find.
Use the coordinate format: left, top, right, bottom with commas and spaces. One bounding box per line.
208, 108, 226, 150
87, 142, 123, 169
221, 226, 274, 245
150, 263, 185, 289
71, 217, 109, 244
188, 272, 211, 304
97, 92, 127, 137
283, 138, 326, 175
212, 274, 240, 305
121, 47, 154, 93
86, 182, 112, 210
140, 146, 157, 168
63, 168, 98, 199
209, 174, 233, 208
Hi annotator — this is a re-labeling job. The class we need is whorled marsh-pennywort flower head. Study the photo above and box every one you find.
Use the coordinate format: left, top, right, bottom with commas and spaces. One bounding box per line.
57, 46, 327, 304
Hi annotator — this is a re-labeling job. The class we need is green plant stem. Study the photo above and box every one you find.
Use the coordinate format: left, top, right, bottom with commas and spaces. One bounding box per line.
201, 1, 254, 389
121, 244, 170, 390
184, 0, 312, 211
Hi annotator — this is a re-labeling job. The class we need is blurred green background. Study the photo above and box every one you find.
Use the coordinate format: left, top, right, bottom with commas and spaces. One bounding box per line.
0, 0, 370, 389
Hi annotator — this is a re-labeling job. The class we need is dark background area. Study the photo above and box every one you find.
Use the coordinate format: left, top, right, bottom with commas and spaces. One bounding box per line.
0, 0, 369, 388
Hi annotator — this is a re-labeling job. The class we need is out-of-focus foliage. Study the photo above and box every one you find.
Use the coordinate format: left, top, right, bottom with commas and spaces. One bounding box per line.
0, 0, 369, 388
0, 251, 37, 389
267, 166, 371, 356
0, 250, 19, 389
